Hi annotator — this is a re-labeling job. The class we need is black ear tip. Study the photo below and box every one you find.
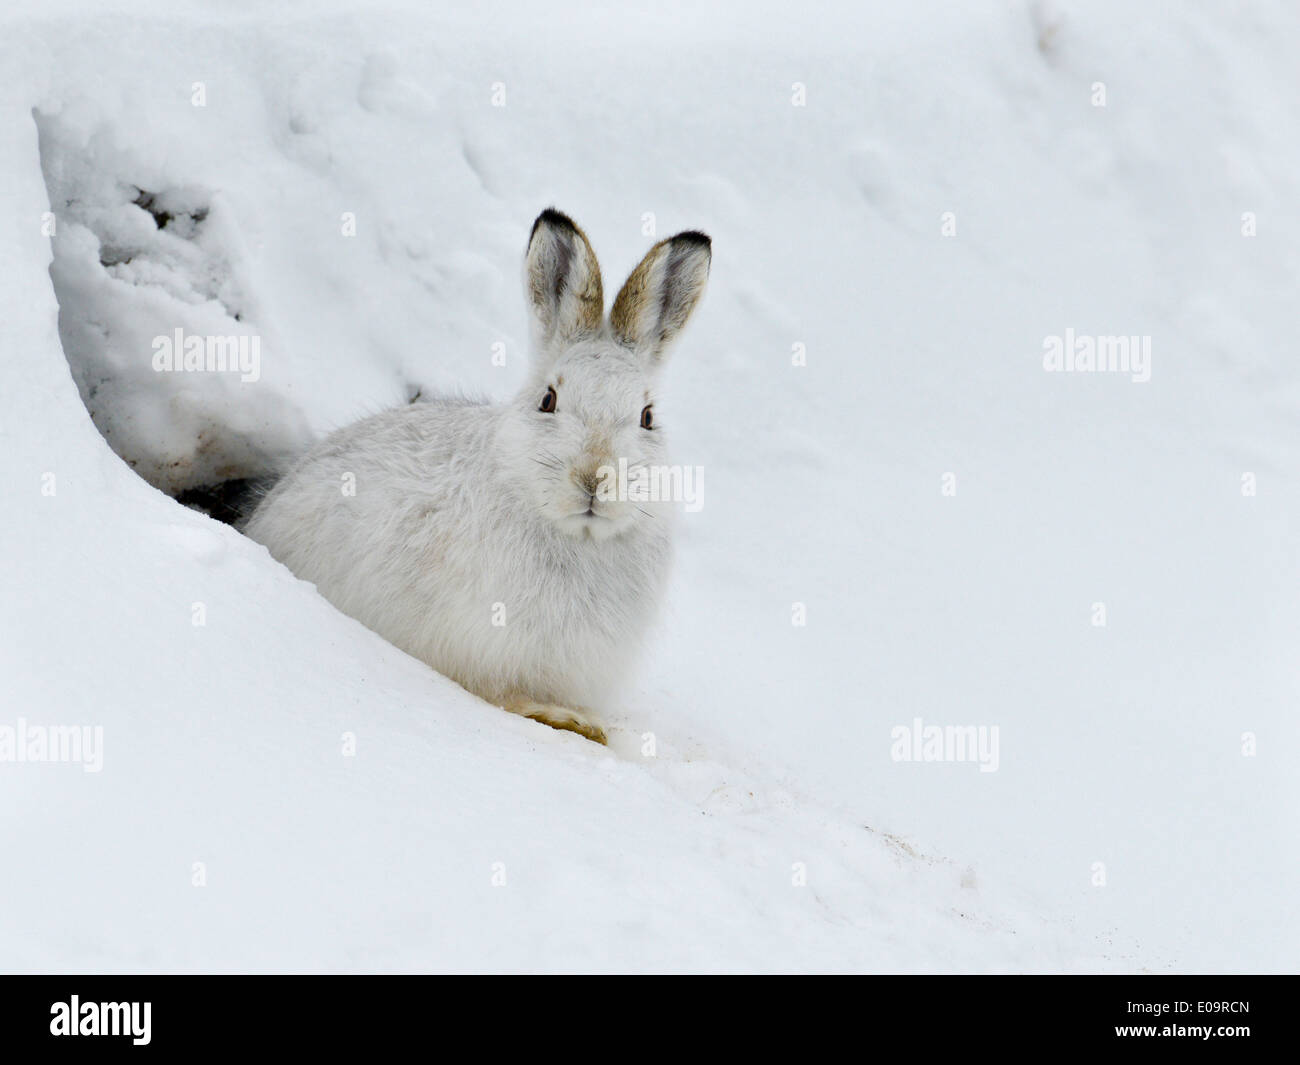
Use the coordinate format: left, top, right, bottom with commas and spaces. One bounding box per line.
531, 207, 578, 242
674, 230, 712, 253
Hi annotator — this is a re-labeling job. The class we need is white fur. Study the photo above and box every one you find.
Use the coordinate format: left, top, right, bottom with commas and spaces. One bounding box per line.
243, 211, 710, 733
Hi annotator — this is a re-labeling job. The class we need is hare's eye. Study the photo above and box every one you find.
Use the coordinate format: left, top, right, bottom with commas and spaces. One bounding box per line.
539, 386, 557, 414
640, 405, 654, 430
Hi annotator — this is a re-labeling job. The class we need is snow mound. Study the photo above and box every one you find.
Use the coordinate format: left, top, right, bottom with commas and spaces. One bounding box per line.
36, 108, 312, 495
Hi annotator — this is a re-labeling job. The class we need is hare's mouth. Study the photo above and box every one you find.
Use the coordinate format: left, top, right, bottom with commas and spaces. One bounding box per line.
558, 500, 625, 540
570, 496, 609, 520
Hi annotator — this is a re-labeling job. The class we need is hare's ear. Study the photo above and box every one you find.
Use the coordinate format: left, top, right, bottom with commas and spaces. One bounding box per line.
610, 231, 711, 363
525, 208, 604, 351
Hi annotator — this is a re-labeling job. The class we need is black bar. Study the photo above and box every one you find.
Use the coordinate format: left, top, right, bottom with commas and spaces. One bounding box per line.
0, 975, 1289, 1052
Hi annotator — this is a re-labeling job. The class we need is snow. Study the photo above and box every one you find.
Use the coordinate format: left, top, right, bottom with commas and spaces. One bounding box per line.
1, 0, 1296, 972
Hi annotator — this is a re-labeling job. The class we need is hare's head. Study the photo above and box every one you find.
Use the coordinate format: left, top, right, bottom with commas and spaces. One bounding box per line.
498, 209, 711, 541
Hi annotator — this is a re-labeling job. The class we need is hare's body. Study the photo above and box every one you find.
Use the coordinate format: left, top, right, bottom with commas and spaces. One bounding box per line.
245, 210, 710, 742
244, 396, 671, 719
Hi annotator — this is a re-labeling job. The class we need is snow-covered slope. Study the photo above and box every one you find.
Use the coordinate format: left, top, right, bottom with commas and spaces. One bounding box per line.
2, 0, 1296, 971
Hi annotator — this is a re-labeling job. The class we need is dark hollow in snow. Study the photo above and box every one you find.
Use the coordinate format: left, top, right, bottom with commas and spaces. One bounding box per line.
175, 477, 274, 527
132, 187, 209, 231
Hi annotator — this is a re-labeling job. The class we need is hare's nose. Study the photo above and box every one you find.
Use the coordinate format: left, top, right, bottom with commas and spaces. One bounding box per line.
573, 467, 601, 495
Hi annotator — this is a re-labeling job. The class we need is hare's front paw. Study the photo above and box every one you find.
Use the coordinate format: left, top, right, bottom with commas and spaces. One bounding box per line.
505, 699, 607, 745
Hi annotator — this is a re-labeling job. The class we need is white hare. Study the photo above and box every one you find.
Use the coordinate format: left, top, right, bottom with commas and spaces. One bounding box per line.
243, 209, 711, 743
